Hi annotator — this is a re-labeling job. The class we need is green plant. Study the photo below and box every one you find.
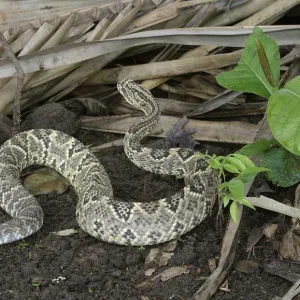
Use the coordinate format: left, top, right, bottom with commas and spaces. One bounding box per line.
32, 282, 40, 289
16, 240, 30, 249
202, 26, 300, 221
204, 153, 268, 222
215, 26, 300, 188
88, 287, 94, 295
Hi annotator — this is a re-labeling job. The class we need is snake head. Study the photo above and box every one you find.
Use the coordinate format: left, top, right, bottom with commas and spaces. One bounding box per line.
117, 79, 159, 115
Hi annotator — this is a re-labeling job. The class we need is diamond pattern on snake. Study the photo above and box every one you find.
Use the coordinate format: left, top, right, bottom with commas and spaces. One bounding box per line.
0, 79, 217, 246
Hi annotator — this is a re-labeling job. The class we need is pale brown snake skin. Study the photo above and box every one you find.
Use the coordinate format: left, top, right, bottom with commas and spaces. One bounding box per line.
0, 79, 217, 245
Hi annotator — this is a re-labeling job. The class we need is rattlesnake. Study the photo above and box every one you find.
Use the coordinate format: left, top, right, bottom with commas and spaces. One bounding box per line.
0, 80, 217, 246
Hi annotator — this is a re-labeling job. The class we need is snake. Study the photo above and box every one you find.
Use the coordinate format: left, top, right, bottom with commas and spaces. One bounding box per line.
0, 79, 217, 246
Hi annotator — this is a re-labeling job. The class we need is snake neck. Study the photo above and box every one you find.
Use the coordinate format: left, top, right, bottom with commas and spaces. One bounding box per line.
124, 96, 161, 153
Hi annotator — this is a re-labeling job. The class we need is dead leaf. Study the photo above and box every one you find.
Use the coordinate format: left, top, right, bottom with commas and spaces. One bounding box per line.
263, 224, 279, 240
234, 260, 259, 274
219, 279, 230, 292
208, 258, 217, 272
280, 228, 300, 262
280, 184, 300, 262
265, 260, 300, 283
159, 266, 190, 282
145, 240, 177, 267
24, 167, 68, 196
144, 268, 156, 277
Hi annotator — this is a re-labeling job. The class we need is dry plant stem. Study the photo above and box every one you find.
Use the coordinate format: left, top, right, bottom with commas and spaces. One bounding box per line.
80, 114, 257, 144
0, 26, 299, 80
281, 277, 300, 300
18, 2, 142, 106
0, 1, 136, 33
205, 0, 273, 26
246, 196, 300, 219
141, 0, 273, 90
27, 17, 113, 90
23, 14, 76, 88
186, 90, 243, 116
149, 3, 211, 63
185, 0, 300, 116
0, 22, 58, 113
0, 32, 24, 132
240, 0, 300, 25
86, 52, 241, 84
45, 50, 125, 103
0, 29, 36, 59
281, 47, 300, 66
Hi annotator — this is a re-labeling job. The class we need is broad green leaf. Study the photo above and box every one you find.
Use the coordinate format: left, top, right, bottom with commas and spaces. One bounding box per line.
223, 195, 230, 208
228, 179, 244, 201
237, 167, 269, 183
216, 27, 280, 99
209, 159, 221, 169
227, 157, 246, 171
232, 153, 255, 168
230, 201, 239, 223
267, 76, 300, 155
224, 164, 240, 174
241, 199, 256, 210
261, 146, 300, 187
218, 182, 228, 191
239, 139, 274, 157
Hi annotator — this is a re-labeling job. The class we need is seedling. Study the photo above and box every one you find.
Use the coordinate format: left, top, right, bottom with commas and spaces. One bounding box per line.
204, 153, 268, 222
32, 282, 40, 289
16, 240, 30, 249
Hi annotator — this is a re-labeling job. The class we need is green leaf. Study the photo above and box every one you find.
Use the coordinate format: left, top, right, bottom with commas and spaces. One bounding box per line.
230, 201, 239, 223
239, 139, 274, 157
209, 159, 221, 169
223, 195, 230, 208
267, 76, 300, 155
228, 179, 244, 201
218, 182, 228, 191
232, 153, 255, 168
224, 164, 240, 174
261, 146, 300, 187
237, 167, 269, 183
216, 27, 280, 99
215, 156, 225, 161
227, 157, 246, 171
241, 198, 256, 210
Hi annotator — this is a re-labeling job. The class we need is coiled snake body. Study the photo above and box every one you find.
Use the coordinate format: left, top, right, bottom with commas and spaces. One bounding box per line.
0, 80, 216, 246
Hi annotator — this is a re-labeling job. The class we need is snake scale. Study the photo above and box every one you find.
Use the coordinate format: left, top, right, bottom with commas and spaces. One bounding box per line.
0, 79, 217, 246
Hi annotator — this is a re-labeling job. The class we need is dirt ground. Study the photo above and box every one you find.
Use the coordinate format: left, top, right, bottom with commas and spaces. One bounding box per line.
0, 127, 293, 300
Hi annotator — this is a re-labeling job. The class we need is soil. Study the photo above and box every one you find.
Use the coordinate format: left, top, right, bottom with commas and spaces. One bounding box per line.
0, 110, 293, 300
